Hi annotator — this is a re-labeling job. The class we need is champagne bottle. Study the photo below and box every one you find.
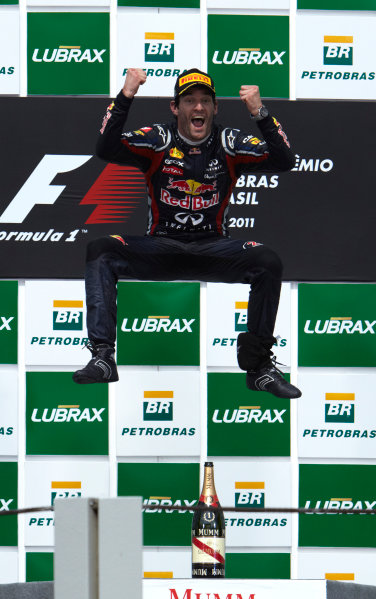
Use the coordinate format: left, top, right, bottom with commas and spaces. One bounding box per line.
191, 461, 225, 578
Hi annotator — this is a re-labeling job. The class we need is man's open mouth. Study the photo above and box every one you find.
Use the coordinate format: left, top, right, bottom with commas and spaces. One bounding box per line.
192, 117, 205, 128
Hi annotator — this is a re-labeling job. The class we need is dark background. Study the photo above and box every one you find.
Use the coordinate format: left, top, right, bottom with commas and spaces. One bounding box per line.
0, 96, 374, 280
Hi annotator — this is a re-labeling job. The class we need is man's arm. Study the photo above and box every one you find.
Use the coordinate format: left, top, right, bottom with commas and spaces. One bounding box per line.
96, 68, 149, 167
233, 84, 295, 172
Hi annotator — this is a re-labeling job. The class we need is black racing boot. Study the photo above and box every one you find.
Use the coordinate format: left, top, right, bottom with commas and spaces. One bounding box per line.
237, 332, 301, 399
72, 342, 119, 384
246, 359, 301, 399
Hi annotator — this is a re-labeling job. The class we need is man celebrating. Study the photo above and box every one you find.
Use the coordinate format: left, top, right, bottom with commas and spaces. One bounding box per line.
73, 67, 301, 399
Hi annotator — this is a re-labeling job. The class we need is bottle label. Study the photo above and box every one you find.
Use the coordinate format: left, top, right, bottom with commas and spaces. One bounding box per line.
192, 536, 225, 564
199, 494, 219, 507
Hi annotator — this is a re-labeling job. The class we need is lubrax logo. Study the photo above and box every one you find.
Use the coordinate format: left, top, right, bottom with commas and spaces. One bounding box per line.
304, 317, 376, 335
0, 498, 13, 511
145, 32, 174, 62
212, 407, 286, 424
0, 316, 14, 331
121, 316, 195, 333
31, 405, 105, 423
303, 497, 376, 512
53, 300, 83, 331
51, 480, 81, 505
323, 35, 353, 66
212, 48, 286, 65
143, 390, 173, 421
143, 496, 196, 513
235, 481, 265, 508
325, 393, 355, 423
32, 46, 106, 63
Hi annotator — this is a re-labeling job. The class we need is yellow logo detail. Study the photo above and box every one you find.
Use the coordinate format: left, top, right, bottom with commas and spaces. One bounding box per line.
169, 147, 184, 159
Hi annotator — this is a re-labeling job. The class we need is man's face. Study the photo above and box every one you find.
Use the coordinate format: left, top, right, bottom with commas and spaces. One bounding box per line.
170, 87, 218, 142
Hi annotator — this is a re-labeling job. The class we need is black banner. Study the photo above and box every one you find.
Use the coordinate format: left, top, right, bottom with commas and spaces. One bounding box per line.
0, 97, 375, 280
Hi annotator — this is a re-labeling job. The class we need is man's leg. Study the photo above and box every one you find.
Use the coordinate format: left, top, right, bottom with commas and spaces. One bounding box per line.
73, 234, 189, 384
185, 237, 301, 399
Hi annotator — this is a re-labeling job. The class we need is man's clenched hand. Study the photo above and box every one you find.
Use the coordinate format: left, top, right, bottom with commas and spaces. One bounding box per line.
122, 68, 147, 98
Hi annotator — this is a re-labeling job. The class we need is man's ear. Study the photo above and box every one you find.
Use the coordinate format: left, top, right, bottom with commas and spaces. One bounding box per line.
170, 100, 178, 116
214, 99, 218, 115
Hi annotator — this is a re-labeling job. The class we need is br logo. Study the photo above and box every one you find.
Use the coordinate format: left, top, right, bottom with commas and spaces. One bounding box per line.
53, 300, 83, 330
324, 393, 355, 423
323, 35, 353, 66
143, 390, 173, 421
235, 482, 265, 508
234, 301, 248, 332
50, 481, 82, 505
145, 32, 174, 63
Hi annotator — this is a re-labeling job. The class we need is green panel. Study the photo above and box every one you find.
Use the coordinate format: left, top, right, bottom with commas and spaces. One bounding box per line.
118, 0, 199, 6
298, 0, 376, 9
226, 552, 290, 579
207, 373, 290, 457
298, 283, 376, 366
26, 372, 108, 455
299, 464, 376, 547
0, 462, 18, 545
27, 13, 109, 95
117, 282, 200, 366
208, 15, 289, 98
26, 552, 54, 582
118, 462, 199, 546
0, 0, 18, 3
0, 281, 17, 364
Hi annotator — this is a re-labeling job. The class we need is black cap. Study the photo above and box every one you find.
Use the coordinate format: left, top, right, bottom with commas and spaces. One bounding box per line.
174, 68, 215, 100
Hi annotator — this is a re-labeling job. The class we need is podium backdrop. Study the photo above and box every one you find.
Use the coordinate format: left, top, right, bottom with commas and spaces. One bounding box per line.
0, 97, 374, 281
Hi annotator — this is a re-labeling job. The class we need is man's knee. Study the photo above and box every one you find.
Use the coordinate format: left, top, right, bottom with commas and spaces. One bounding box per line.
257, 247, 283, 279
86, 235, 125, 262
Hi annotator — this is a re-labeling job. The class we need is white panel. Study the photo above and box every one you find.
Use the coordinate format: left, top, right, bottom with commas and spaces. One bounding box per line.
24, 460, 109, 546
25, 280, 88, 366
143, 578, 326, 599
298, 548, 376, 587
297, 373, 376, 458
143, 549, 191, 579
116, 370, 200, 456
117, 11, 201, 96
207, 0, 289, 7
214, 460, 291, 547
206, 282, 291, 367
0, 366, 18, 456
0, 9, 20, 95
296, 13, 376, 99
0, 550, 18, 584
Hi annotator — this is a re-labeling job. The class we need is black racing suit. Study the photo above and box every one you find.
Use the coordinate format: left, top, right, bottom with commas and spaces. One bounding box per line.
86, 91, 295, 365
